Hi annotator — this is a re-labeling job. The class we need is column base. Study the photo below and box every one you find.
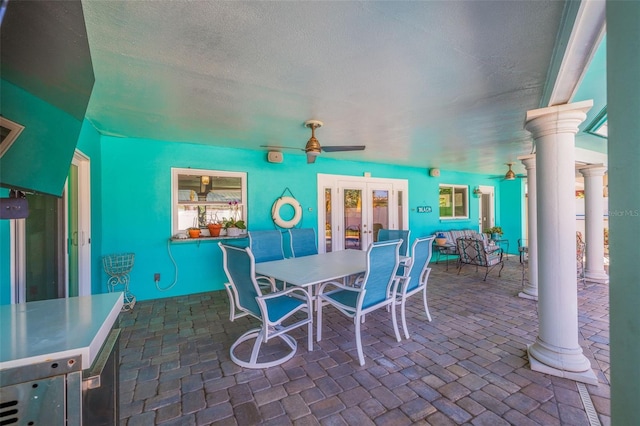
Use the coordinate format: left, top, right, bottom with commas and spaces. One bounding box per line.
585, 270, 609, 284
528, 346, 598, 384
518, 290, 538, 301
527, 341, 598, 385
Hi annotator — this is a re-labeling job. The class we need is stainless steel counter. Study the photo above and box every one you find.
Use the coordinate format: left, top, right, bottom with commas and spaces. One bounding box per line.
0, 293, 123, 425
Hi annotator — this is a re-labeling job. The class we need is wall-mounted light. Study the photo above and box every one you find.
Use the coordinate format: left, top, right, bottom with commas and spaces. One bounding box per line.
473, 187, 483, 197
201, 176, 210, 185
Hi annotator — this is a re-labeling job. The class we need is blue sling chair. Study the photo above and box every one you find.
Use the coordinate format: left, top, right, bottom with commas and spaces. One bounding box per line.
377, 229, 411, 257
248, 230, 286, 291
394, 235, 435, 339
219, 243, 313, 368
316, 239, 402, 366
288, 228, 318, 257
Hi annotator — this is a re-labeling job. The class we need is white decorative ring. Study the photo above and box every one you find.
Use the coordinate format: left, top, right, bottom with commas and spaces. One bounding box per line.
272, 196, 302, 228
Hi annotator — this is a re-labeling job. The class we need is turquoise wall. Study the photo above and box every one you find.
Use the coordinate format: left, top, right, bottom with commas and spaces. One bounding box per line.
100, 136, 518, 301
0, 80, 83, 197
498, 179, 526, 254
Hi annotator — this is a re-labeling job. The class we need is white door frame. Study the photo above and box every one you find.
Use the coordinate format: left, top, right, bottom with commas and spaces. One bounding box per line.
317, 173, 408, 253
477, 185, 495, 233
11, 149, 91, 303
70, 150, 92, 297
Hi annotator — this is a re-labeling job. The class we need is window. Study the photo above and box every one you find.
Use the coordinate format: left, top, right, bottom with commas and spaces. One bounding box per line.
439, 184, 468, 219
172, 168, 247, 234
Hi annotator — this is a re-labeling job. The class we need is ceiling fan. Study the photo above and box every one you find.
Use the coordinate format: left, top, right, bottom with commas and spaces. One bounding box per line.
261, 120, 366, 164
490, 162, 526, 180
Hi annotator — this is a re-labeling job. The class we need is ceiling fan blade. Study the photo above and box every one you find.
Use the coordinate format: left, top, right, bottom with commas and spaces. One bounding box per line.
307, 153, 317, 164
321, 145, 366, 152
260, 145, 303, 152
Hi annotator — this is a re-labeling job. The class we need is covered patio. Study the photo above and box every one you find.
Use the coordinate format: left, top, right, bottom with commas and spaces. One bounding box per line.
118, 260, 609, 425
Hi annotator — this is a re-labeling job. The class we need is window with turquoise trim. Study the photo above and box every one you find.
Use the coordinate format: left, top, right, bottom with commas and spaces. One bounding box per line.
439, 184, 468, 219
171, 168, 247, 234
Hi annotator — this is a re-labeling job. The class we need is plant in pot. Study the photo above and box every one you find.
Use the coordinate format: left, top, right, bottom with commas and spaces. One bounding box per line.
207, 213, 222, 237
223, 201, 246, 237
435, 232, 448, 246
484, 226, 503, 241
187, 227, 201, 238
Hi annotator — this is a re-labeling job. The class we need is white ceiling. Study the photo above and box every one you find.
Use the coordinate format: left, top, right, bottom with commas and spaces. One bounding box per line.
81, 0, 602, 176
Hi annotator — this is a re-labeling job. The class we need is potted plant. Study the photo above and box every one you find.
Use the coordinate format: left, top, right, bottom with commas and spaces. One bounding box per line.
223, 201, 246, 237
207, 213, 222, 237
484, 226, 503, 241
435, 232, 448, 246
187, 227, 201, 238
207, 221, 222, 237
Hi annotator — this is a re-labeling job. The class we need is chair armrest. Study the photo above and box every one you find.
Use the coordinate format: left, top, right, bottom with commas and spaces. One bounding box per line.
317, 280, 362, 296
259, 286, 308, 301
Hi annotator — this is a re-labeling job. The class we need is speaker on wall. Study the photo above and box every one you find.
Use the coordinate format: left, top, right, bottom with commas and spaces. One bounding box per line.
267, 151, 283, 163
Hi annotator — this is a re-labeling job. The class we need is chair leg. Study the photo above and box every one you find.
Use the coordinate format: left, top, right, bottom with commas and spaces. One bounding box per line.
422, 287, 432, 322
401, 297, 410, 339
390, 300, 401, 343
354, 314, 365, 366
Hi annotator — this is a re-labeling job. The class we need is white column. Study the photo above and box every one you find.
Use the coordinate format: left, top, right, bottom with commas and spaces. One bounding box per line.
579, 165, 609, 283
518, 155, 538, 299
524, 100, 597, 384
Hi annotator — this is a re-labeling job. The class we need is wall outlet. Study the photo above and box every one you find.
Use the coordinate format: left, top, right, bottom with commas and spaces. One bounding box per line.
154, 273, 160, 282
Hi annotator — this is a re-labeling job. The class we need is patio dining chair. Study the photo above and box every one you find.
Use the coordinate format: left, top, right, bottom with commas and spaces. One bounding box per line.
394, 235, 435, 338
248, 230, 286, 291
378, 229, 411, 256
288, 228, 318, 257
219, 243, 313, 369
316, 239, 403, 366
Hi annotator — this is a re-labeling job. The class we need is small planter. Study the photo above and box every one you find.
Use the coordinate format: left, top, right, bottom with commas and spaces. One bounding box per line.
435, 237, 448, 246
188, 229, 201, 238
207, 223, 222, 237
226, 227, 241, 237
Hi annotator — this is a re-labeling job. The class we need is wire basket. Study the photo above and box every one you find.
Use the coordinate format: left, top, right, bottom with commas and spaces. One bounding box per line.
103, 253, 135, 277
103, 253, 136, 311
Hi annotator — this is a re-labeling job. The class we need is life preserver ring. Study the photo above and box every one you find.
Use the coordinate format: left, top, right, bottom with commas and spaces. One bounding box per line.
272, 196, 302, 228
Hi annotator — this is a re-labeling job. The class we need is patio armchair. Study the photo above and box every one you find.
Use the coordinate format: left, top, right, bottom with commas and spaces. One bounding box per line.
219, 243, 313, 368
456, 237, 504, 281
394, 235, 435, 338
378, 229, 411, 256
316, 239, 403, 366
288, 228, 318, 257
248, 230, 286, 291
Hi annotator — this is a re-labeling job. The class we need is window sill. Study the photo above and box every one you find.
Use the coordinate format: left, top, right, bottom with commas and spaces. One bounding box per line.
170, 235, 248, 243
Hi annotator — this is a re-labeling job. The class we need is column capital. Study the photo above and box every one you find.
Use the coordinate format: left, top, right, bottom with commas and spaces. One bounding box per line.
579, 164, 607, 177
524, 100, 593, 139
518, 154, 536, 170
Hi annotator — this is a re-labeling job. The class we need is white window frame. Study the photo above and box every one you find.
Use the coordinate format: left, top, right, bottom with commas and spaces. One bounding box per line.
171, 167, 247, 235
439, 184, 469, 220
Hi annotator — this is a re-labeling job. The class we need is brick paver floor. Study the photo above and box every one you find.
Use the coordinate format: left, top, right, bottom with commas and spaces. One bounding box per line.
118, 259, 610, 425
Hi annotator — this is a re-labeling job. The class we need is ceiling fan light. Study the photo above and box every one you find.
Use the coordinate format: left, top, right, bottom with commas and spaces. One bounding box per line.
504, 163, 516, 180
305, 136, 321, 154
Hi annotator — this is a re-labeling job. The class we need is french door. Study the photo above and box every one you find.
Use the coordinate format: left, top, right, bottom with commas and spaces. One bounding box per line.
11, 151, 91, 303
318, 174, 408, 253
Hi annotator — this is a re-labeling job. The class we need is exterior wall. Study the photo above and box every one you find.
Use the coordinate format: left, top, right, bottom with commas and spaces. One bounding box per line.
99, 136, 517, 301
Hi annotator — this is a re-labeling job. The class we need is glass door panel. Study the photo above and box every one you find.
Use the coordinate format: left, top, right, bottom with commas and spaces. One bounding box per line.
324, 188, 332, 253
344, 188, 362, 250
371, 189, 389, 242
25, 193, 64, 301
